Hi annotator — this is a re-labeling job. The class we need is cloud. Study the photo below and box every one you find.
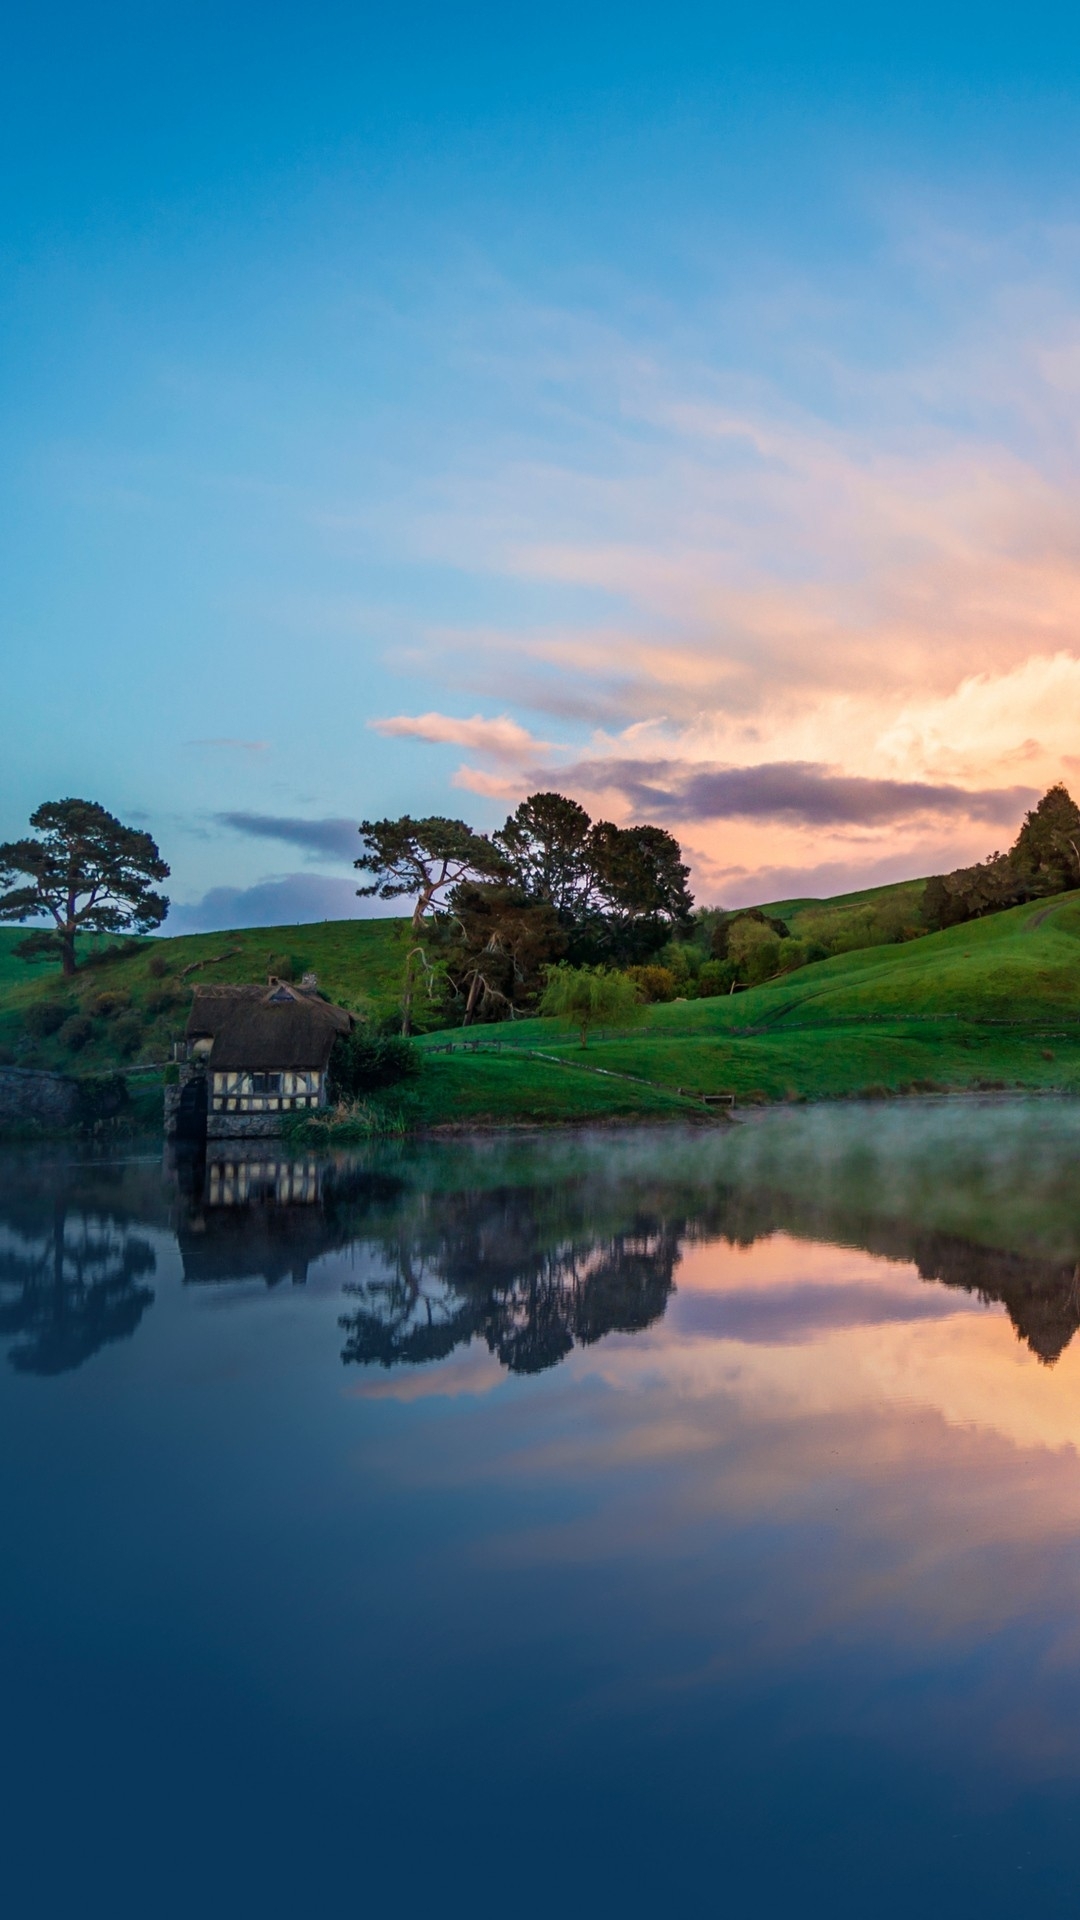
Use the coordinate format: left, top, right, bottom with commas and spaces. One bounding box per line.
460, 756, 1036, 830
214, 811, 358, 861
690, 845, 971, 908
165, 872, 390, 933
369, 711, 550, 760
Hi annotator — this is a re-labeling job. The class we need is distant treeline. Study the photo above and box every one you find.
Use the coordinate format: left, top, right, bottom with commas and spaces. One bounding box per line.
922, 784, 1080, 932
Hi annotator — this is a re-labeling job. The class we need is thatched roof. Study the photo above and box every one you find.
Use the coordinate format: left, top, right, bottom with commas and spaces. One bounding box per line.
187, 981, 352, 1071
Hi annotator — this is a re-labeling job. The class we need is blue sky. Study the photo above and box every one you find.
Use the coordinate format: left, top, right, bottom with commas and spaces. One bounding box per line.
7, 3, 1080, 923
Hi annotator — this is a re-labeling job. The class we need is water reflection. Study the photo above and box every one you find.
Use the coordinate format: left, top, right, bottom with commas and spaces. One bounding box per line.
0, 1166, 156, 1375
5, 1100, 1080, 1378
171, 1144, 404, 1290
10, 1103, 1080, 1912
340, 1189, 679, 1373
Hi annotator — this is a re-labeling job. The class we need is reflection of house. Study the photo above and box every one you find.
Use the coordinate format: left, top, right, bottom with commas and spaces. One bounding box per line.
165, 978, 353, 1140
170, 1142, 368, 1287
207, 1154, 320, 1207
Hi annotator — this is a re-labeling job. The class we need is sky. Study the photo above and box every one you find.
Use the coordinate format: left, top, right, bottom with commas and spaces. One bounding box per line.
7, 2, 1080, 924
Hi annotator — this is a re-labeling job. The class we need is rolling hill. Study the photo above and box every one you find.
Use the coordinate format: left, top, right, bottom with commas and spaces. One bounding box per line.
3, 880, 1080, 1129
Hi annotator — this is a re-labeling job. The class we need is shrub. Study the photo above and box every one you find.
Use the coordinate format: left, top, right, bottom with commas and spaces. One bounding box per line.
57, 1014, 94, 1052
327, 1028, 421, 1102
89, 990, 131, 1018
145, 986, 183, 1015
23, 1001, 67, 1039
265, 952, 306, 982
74, 1074, 130, 1130
147, 951, 170, 978
697, 959, 736, 997
111, 1014, 143, 1056
624, 964, 678, 1003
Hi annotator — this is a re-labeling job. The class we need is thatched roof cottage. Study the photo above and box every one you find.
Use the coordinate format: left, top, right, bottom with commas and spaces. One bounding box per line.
167, 978, 353, 1140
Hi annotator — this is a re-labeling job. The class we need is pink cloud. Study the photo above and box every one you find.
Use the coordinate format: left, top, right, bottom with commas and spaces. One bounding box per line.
370, 710, 550, 760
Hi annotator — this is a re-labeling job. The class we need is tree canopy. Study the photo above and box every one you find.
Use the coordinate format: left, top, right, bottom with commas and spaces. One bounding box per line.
0, 799, 170, 976
494, 792, 594, 918
355, 815, 507, 932
495, 792, 694, 963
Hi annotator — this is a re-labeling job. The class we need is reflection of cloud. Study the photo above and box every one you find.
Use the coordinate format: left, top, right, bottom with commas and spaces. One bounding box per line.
370, 710, 550, 760
166, 872, 378, 932
348, 1341, 508, 1403
214, 811, 358, 861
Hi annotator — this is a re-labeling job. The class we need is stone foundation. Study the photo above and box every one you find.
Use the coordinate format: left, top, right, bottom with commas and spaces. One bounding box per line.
206, 1112, 298, 1140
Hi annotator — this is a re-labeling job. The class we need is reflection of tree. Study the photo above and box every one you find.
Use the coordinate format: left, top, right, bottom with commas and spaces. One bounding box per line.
681, 1183, 1080, 1366
0, 1204, 155, 1375
340, 1185, 680, 1373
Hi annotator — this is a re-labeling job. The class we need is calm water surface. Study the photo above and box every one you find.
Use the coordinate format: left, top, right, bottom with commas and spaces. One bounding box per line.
4, 1099, 1080, 1917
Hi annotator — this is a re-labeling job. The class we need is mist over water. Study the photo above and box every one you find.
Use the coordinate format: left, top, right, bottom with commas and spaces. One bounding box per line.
4, 1100, 1080, 1916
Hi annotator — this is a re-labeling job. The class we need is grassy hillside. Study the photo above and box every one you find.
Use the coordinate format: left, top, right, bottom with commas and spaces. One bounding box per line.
400, 889, 1080, 1122
5, 882, 1080, 1130
0, 918, 416, 1076
759, 876, 927, 951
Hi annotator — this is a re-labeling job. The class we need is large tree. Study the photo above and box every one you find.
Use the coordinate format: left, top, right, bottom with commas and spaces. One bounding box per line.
355, 815, 507, 931
355, 816, 508, 1034
435, 881, 566, 1024
0, 799, 170, 976
590, 821, 694, 929
1011, 783, 1080, 893
496, 793, 695, 962
495, 792, 595, 917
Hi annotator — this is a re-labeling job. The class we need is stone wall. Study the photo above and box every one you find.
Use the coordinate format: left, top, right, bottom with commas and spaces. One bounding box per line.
0, 1066, 79, 1130
207, 1112, 293, 1140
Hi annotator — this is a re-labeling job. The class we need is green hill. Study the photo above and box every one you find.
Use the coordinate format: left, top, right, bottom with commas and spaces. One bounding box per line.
402, 889, 1080, 1124
0, 918, 414, 1076
4, 881, 1080, 1130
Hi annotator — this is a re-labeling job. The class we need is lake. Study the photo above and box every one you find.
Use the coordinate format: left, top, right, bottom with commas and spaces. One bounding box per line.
4, 1099, 1080, 1917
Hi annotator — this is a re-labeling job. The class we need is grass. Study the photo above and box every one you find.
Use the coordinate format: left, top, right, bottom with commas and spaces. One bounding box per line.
0, 917, 418, 1077
5, 883, 1080, 1130
409, 889, 1080, 1119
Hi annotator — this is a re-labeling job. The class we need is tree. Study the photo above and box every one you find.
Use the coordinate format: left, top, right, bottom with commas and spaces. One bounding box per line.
495, 792, 595, 917
355, 815, 507, 932
355, 816, 508, 1035
496, 793, 695, 965
433, 882, 566, 1025
0, 799, 170, 976
1011, 783, 1080, 894
538, 962, 645, 1048
590, 821, 694, 929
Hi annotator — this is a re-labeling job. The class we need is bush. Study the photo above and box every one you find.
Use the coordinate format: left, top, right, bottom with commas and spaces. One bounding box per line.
265, 952, 306, 983
74, 1074, 130, 1130
697, 959, 736, 997
57, 1014, 94, 1052
327, 1028, 421, 1102
624, 964, 678, 1003
23, 1001, 67, 1039
89, 990, 131, 1018
111, 1014, 143, 1056
145, 986, 183, 1015
147, 951, 170, 979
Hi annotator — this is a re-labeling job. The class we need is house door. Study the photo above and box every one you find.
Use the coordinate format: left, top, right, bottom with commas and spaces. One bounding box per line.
176, 1073, 208, 1142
